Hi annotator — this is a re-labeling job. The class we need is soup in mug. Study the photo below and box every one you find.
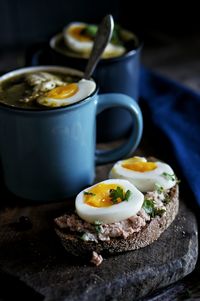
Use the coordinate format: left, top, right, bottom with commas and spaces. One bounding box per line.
51, 22, 139, 60
0, 70, 96, 109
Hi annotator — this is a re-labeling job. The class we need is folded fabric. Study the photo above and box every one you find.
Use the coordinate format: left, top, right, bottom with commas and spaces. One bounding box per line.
139, 67, 200, 207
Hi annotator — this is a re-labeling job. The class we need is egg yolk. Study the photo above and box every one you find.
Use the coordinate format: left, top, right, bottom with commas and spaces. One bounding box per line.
45, 84, 79, 99
84, 184, 124, 207
122, 158, 157, 172
68, 25, 93, 42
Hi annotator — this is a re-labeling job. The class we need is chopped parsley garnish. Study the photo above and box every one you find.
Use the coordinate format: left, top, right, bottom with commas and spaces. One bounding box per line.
81, 24, 123, 46
155, 184, 172, 205
155, 183, 164, 194
94, 220, 102, 234
81, 25, 98, 38
109, 186, 124, 204
162, 172, 180, 184
162, 172, 176, 181
142, 198, 155, 216
109, 186, 131, 204
124, 190, 132, 201
142, 198, 166, 218
84, 191, 96, 196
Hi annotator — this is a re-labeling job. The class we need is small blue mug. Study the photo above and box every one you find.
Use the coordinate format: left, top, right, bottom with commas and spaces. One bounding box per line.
49, 32, 142, 141
0, 66, 143, 201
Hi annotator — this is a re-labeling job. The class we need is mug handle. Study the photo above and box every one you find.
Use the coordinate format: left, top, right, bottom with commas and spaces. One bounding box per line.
95, 93, 143, 165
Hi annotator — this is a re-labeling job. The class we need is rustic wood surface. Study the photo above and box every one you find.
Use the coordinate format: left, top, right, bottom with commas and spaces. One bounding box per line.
0, 153, 198, 301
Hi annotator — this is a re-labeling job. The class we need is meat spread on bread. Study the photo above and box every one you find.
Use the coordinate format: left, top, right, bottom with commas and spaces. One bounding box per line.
54, 156, 179, 266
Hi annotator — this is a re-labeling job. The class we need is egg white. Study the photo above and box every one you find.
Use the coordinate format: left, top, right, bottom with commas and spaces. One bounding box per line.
75, 179, 144, 224
64, 22, 92, 54
37, 79, 96, 107
109, 158, 176, 192
64, 22, 126, 58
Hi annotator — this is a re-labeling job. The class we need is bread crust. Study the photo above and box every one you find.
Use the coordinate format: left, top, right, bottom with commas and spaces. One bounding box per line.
55, 185, 179, 257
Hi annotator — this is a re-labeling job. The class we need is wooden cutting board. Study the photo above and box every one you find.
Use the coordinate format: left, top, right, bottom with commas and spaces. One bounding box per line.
0, 162, 198, 301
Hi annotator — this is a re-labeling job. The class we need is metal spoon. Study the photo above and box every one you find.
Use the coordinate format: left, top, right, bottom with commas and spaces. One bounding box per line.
84, 15, 114, 80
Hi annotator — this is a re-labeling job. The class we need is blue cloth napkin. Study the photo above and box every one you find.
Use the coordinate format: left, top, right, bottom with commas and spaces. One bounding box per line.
139, 67, 200, 207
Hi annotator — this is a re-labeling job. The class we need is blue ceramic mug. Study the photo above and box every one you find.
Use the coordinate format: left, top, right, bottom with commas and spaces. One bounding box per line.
0, 66, 143, 201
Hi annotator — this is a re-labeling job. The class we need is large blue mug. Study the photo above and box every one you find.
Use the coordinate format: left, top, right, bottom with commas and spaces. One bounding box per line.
0, 66, 143, 201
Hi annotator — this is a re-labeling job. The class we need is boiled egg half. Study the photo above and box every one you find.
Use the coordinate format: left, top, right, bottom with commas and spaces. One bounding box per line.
64, 22, 126, 58
75, 179, 144, 224
37, 79, 96, 107
109, 156, 176, 192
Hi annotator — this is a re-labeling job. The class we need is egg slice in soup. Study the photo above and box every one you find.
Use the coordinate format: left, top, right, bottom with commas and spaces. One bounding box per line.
64, 22, 93, 54
109, 156, 176, 192
75, 179, 144, 224
64, 22, 126, 58
37, 79, 96, 107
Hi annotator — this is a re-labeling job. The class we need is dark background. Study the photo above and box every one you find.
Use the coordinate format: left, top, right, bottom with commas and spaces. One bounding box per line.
1, 0, 200, 77
1, 0, 200, 49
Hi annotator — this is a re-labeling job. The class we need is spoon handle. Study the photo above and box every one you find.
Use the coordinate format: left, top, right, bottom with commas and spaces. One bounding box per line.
84, 15, 114, 80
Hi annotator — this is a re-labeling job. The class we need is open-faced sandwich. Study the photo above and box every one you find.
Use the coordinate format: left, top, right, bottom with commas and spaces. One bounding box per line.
54, 157, 179, 266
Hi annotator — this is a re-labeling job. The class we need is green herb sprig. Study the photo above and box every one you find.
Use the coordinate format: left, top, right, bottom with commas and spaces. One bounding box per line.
124, 190, 131, 201
162, 172, 176, 181
162, 172, 181, 184
109, 186, 131, 204
155, 184, 172, 205
94, 220, 102, 234
109, 186, 124, 204
142, 198, 165, 218
81, 25, 98, 38
155, 183, 164, 194
81, 24, 123, 46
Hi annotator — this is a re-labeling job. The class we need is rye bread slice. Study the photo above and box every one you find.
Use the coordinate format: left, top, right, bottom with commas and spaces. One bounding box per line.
54, 185, 179, 257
